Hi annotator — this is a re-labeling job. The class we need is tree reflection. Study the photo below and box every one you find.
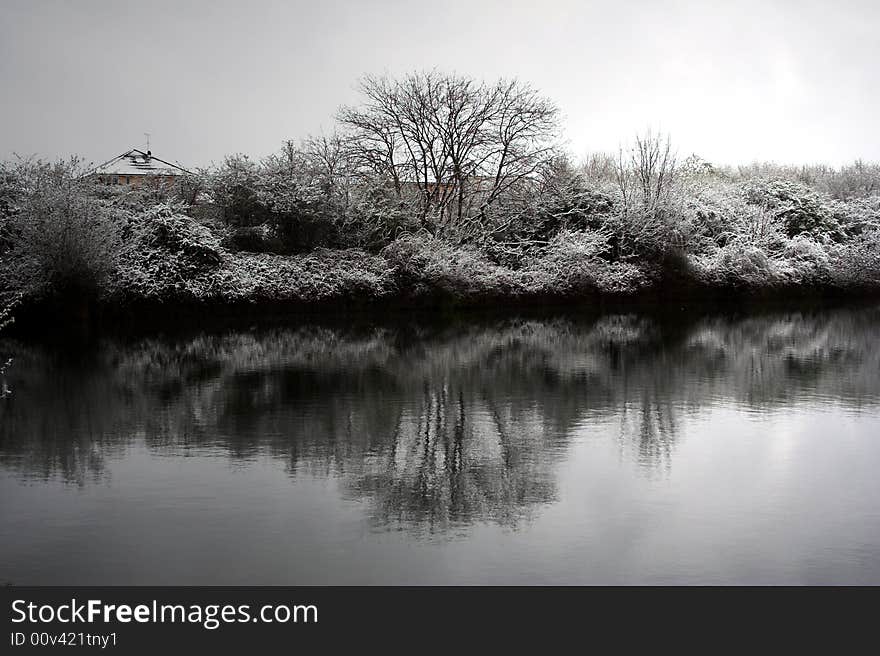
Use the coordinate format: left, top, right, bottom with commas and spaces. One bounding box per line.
348, 384, 562, 533
2, 305, 880, 529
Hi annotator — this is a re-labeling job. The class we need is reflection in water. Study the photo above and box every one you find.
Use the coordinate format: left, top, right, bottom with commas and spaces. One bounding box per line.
2, 306, 880, 536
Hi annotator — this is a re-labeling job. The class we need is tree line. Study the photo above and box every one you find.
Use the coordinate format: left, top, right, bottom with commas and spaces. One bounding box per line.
2, 70, 880, 318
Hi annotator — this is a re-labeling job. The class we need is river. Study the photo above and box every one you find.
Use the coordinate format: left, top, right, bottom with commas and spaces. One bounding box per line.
2, 304, 879, 584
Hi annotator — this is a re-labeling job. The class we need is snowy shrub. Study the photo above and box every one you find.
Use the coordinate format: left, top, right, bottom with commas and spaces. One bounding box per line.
0, 161, 25, 222
214, 249, 396, 303
500, 157, 616, 238
209, 154, 272, 227
818, 161, 880, 200
835, 196, 880, 237
111, 208, 395, 305
209, 149, 356, 253
730, 203, 788, 251
141, 205, 222, 266
742, 179, 843, 240
2, 169, 120, 298
782, 236, 831, 285
690, 241, 791, 289
529, 230, 646, 295
110, 206, 223, 302
828, 230, 880, 290
671, 181, 739, 252
343, 183, 418, 250
382, 234, 530, 300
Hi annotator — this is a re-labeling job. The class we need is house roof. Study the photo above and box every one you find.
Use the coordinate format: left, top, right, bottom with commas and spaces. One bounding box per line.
91, 149, 190, 176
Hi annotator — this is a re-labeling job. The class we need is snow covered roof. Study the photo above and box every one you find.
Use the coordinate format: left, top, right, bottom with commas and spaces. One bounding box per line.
91, 149, 190, 176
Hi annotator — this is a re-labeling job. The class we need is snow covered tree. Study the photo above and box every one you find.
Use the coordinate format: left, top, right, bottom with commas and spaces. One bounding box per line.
338, 71, 560, 235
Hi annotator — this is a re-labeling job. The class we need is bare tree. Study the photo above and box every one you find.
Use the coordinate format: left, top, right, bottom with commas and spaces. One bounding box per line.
581, 152, 617, 186
338, 71, 559, 238
616, 131, 677, 217
301, 134, 353, 218
611, 131, 679, 255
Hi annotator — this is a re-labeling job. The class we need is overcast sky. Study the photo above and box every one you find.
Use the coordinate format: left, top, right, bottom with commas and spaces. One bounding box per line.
1, 0, 877, 168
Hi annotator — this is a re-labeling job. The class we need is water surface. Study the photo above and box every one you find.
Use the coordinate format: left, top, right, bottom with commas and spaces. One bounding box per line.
2, 305, 880, 584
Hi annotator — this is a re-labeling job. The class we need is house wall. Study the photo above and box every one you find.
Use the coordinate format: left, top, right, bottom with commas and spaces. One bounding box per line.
126, 174, 180, 188
93, 174, 180, 188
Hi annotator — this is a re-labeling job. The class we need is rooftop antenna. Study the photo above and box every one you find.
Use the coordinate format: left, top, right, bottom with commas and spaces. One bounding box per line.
144, 132, 151, 154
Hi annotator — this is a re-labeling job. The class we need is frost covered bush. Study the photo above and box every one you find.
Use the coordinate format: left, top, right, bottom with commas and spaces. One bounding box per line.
141, 205, 222, 266
209, 148, 358, 253
110, 206, 395, 305
820, 161, 880, 200
828, 231, 880, 290
214, 249, 396, 303
529, 230, 646, 295
690, 241, 790, 289
1, 163, 120, 298
110, 205, 223, 302
343, 182, 418, 250
487, 157, 616, 245
835, 196, 880, 237
0, 161, 25, 222
380, 230, 647, 302
742, 179, 844, 240
209, 154, 273, 227
670, 181, 737, 253
382, 234, 530, 300
782, 236, 832, 285
728, 203, 788, 251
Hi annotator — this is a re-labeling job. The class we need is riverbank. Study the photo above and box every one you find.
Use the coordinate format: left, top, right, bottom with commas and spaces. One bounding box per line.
8, 261, 880, 340
3, 153, 880, 337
